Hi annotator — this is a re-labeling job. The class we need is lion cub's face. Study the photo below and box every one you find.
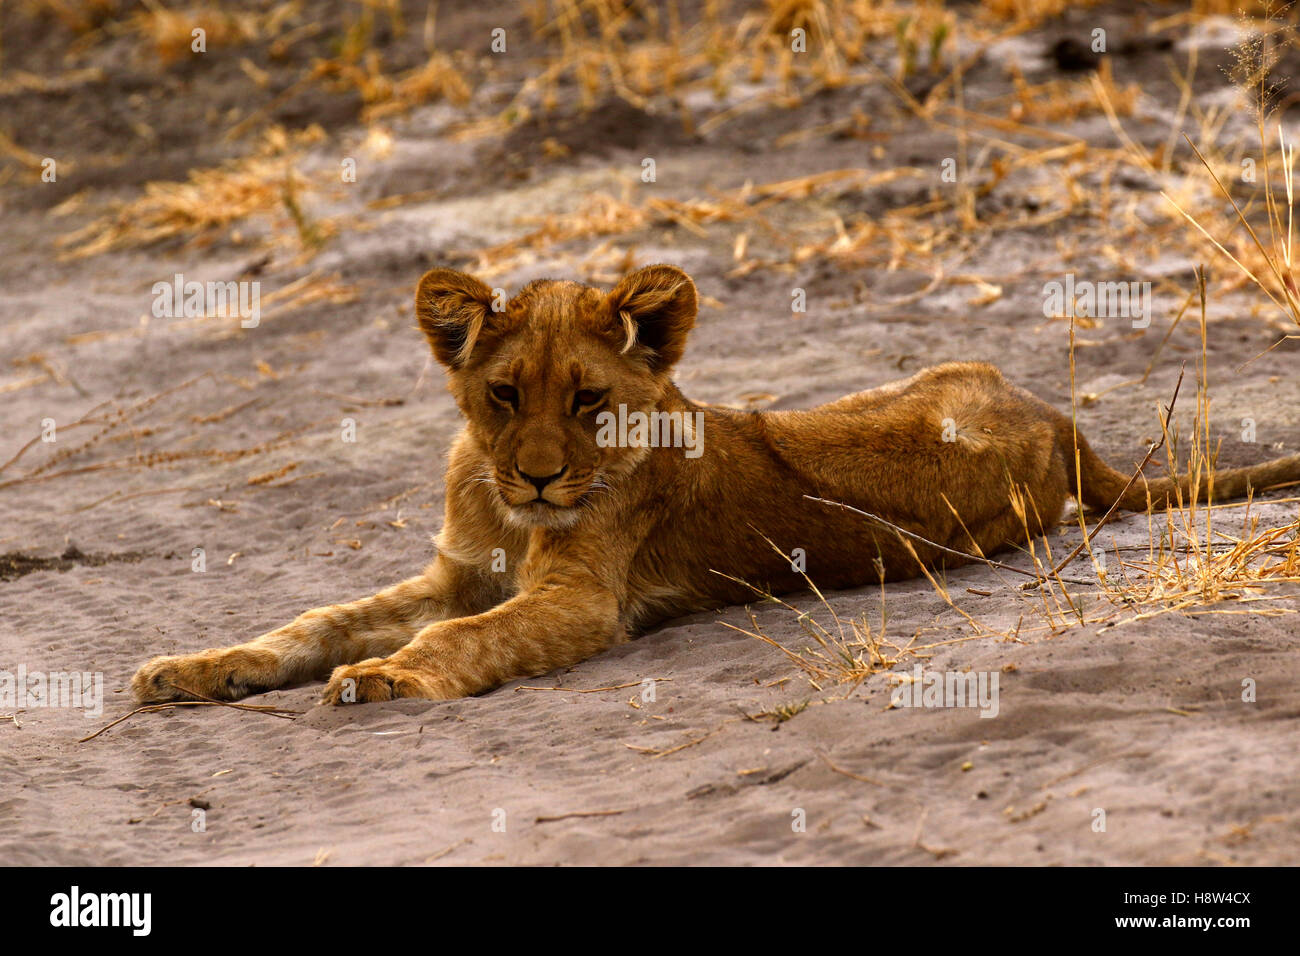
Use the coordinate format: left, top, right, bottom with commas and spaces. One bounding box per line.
416, 264, 698, 528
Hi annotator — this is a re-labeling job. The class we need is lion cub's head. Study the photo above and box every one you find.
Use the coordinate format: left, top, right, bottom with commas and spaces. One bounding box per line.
416, 264, 698, 528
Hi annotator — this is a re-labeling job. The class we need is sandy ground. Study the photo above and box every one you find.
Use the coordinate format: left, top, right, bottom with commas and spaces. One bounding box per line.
2, 2, 1299, 865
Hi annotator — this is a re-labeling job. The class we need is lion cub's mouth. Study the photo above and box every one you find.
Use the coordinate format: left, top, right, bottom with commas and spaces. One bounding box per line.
507, 498, 585, 529
518, 499, 563, 511
497, 482, 597, 528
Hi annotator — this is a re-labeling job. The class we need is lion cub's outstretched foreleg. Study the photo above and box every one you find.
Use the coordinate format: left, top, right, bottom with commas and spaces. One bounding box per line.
320, 548, 628, 703
131, 556, 486, 703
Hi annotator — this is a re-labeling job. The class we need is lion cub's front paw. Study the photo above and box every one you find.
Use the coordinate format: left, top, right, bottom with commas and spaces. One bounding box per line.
132, 648, 279, 704
321, 658, 455, 705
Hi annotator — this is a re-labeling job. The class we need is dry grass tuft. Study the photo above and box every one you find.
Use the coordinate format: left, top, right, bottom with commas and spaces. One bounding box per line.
128, 4, 264, 63
1158, 3, 1300, 333
54, 126, 334, 258
1096, 271, 1300, 623
308, 3, 471, 125
713, 536, 901, 692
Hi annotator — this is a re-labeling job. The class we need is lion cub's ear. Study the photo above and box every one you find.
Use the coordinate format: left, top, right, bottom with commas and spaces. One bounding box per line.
415, 268, 496, 368
605, 264, 698, 372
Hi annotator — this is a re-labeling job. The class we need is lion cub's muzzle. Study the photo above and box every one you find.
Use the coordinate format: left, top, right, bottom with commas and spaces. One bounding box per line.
491, 460, 603, 528
495, 465, 597, 522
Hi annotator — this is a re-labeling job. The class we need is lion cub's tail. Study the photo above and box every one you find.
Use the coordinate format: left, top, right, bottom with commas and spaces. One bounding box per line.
1068, 429, 1300, 512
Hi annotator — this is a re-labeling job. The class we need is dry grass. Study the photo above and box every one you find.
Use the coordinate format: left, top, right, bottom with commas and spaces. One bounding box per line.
504, 0, 961, 129
53, 126, 335, 258
1094, 272, 1300, 622
1151, 3, 1300, 334
306, 3, 471, 124
713, 536, 899, 693
465, 166, 949, 279
127, 3, 267, 63
445, 0, 1190, 292
23, 0, 1278, 286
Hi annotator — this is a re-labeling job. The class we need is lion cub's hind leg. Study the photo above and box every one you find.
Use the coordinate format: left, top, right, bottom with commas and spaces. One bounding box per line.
937, 382, 1074, 560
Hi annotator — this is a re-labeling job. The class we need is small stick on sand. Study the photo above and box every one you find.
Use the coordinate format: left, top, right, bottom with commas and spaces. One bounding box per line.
912, 808, 958, 859
534, 809, 629, 823
423, 839, 470, 862
79, 693, 302, 743
515, 678, 672, 693
819, 751, 885, 787
626, 721, 732, 758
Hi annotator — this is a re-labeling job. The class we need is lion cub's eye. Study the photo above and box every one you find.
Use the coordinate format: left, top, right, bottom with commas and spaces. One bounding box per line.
490, 384, 519, 407
572, 388, 606, 414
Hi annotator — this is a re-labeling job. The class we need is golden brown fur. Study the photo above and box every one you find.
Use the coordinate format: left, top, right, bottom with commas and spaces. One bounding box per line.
132, 265, 1300, 705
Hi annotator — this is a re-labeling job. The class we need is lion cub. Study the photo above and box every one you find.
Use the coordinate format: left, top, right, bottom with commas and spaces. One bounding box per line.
133, 265, 1300, 705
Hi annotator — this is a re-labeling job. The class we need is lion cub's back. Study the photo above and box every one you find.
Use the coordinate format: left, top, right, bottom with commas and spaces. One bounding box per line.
758, 362, 1058, 503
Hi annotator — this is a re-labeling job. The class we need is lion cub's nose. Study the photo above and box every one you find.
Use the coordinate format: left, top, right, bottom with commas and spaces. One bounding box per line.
519, 466, 566, 495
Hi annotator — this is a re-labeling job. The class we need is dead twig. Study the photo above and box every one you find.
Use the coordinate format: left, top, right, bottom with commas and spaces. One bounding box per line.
79, 694, 301, 743
534, 808, 629, 823
819, 751, 885, 787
